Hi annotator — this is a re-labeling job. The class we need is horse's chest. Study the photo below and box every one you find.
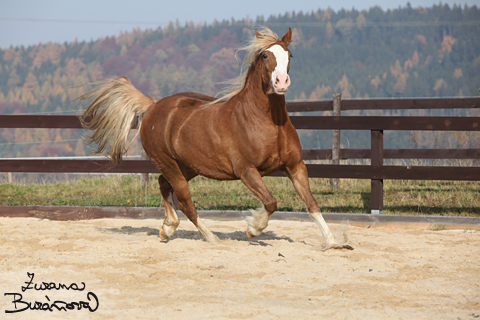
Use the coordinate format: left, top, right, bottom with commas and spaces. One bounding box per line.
256, 131, 299, 170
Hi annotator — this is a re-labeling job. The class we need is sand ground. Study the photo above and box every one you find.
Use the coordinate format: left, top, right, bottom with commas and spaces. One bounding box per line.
1, 217, 479, 319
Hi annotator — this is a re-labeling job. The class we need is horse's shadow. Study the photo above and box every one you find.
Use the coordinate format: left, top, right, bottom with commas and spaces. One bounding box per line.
98, 226, 294, 247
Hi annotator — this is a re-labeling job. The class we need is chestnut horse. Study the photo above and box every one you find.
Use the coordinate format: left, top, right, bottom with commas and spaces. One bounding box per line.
77, 27, 350, 249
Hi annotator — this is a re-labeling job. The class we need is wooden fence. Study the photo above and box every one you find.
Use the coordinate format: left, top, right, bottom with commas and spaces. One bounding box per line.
1, 97, 480, 214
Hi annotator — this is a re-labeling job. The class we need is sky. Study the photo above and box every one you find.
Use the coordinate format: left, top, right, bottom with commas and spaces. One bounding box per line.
0, 0, 479, 48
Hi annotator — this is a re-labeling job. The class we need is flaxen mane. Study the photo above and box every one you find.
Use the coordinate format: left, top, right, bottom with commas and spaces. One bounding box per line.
206, 27, 280, 106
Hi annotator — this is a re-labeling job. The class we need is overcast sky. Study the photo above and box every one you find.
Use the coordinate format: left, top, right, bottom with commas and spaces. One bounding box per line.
0, 0, 478, 48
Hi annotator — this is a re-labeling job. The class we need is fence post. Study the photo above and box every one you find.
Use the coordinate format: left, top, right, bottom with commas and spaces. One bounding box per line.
371, 130, 384, 214
140, 148, 149, 189
331, 93, 341, 190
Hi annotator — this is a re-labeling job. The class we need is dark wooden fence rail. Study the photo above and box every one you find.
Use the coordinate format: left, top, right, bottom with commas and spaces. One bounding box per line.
287, 97, 480, 112
1, 97, 480, 215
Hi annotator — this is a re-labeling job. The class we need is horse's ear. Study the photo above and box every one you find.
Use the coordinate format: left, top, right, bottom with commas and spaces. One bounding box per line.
255, 29, 263, 39
281, 27, 292, 46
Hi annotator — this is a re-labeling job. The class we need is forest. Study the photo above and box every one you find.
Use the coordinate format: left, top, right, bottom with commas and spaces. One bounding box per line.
0, 3, 479, 158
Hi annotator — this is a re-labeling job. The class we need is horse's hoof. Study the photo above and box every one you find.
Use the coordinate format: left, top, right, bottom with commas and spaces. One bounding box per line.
246, 229, 256, 239
206, 234, 221, 244
159, 228, 169, 240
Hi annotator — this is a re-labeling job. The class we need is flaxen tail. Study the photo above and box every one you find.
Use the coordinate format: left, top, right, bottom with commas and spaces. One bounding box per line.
75, 77, 155, 165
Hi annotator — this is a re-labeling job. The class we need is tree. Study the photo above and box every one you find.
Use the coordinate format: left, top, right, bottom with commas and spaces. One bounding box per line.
325, 22, 334, 41
7, 69, 20, 89
335, 18, 354, 38
209, 48, 237, 80
394, 73, 408, 95
356, 13, 367, 29
74, 140, 85, 156
309, 85, 331, 101
335, 74, 353, 99
65, 58, 86, 78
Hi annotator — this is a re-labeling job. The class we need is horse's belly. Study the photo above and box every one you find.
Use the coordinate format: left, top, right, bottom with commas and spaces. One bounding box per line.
175, 147, 238, 180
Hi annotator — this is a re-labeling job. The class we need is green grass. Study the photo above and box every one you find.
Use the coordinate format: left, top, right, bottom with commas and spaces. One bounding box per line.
1, 175, 479, 216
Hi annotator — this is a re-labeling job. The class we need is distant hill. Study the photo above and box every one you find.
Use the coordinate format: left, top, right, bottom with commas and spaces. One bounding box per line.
1, 3, 479, 158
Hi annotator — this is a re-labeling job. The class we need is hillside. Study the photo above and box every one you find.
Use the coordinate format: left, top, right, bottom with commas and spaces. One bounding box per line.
1, 3, 479, 158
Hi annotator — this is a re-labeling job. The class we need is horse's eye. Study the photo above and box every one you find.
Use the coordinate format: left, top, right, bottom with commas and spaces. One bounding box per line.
263, 53, 268, 59
289, 54, 293, 59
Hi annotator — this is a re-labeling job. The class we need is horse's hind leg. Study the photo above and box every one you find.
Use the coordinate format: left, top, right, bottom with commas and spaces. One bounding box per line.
160, 163, 219, 243
158, 175, 180, 240
173, 176, 219, 243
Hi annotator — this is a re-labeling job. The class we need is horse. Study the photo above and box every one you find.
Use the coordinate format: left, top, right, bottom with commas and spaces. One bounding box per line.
76, 27, 351, 250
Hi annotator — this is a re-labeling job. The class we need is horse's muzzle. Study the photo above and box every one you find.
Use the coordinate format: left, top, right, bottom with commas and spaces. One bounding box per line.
273, 87, 288, 95
272, 73, 290, 95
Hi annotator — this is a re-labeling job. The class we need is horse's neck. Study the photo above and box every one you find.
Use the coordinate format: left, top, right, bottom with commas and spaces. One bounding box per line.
237, 62, 289, 126
267, 94, 289, 126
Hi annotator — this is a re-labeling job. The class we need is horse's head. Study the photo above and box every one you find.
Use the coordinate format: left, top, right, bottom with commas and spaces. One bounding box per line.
257, 28, 293, 95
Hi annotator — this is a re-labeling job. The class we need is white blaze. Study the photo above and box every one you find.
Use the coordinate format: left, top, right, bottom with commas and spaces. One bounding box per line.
266, 44, 289, 74
266, 45, 290, 93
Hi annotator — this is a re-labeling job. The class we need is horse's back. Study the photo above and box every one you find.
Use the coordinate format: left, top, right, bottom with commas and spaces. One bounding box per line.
142, 92, 213, 127
140, 93, 238, 178
141, 92, 209, 146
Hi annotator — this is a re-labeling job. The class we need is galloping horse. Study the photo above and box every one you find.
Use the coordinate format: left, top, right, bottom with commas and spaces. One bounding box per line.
77, 27, 351, 249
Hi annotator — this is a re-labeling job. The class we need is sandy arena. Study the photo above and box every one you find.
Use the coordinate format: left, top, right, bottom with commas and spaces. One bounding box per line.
1, 217, 479, 319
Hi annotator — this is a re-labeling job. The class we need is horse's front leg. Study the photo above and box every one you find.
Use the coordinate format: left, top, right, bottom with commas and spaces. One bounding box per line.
240, 168, 277, 238
285, 161, 353, 250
